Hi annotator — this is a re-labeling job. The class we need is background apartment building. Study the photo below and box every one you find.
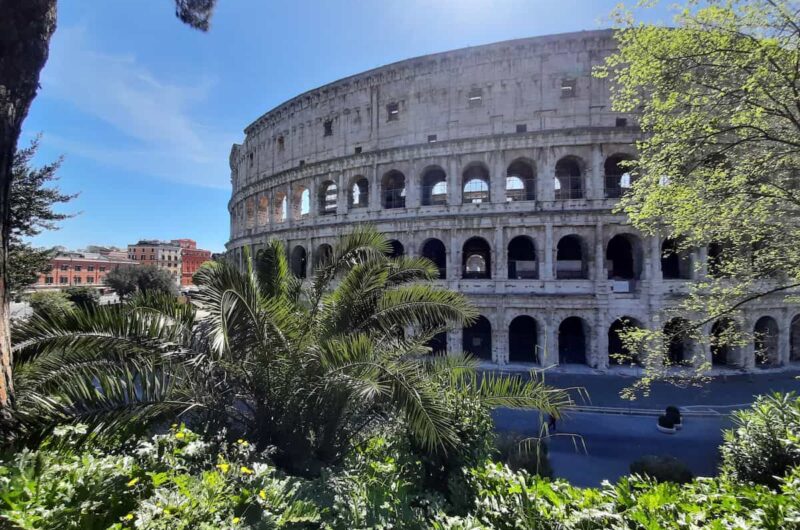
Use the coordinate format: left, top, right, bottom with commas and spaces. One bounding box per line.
173, 239, 213, 286
35, 251, 137, 291
128, 240, 183, 285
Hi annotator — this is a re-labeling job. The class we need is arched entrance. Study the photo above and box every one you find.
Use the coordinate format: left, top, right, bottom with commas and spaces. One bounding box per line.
791, 315, 800, 362
711, 318, 738, 366
509, 315, 538, 363
426, 332, 447, 356
290, 245, 307, 279
754, 316, 779, 367
556, 235, 586, 279
421, 238, 447, 279
463, 316, 492, 360
608, 317, 643, 365
421, 167, 447, 206
314, 243, 333, 268
606, 234, 641, 280
661, 238, 692, 279
507, 236, 537, 279
664, 317, 692, 365
462, 237, 491, 279
387, 239, 405, 258
558, 317, 588, 365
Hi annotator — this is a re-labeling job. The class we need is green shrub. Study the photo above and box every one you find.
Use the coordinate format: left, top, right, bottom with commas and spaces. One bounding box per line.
64, 286, 100, 309
630, 455, 693, 484
26, 290, 74, 317
493, 432, 552, 478
720, 392, 800, 488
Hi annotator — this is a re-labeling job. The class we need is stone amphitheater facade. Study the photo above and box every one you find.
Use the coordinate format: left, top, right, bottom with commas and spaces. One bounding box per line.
227, 29, 800, 372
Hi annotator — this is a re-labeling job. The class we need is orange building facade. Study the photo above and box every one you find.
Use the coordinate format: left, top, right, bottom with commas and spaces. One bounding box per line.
174, 239, 212, 286
34, 252, 137, 291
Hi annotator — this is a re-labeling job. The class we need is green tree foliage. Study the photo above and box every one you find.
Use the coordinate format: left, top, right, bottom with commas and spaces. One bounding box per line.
25, 290, 74, 318
6, 228, 572, 475
721, 392, 800, 488
104, 265, 178, 300
7, 137, 75, 295
594, 0, 800, 390
63, 286, 99, 310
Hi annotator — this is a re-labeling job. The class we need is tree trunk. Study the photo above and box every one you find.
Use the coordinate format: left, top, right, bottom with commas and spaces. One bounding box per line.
0, 0, 57, 423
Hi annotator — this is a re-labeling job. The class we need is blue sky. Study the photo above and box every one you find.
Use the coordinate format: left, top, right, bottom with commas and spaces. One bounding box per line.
22, 1, 673, 253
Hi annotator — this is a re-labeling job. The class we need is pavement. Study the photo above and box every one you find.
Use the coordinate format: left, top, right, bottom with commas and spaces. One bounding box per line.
490, 369, 799, 487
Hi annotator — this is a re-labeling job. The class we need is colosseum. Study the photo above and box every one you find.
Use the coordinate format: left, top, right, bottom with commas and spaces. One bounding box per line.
226, 29, 800, 373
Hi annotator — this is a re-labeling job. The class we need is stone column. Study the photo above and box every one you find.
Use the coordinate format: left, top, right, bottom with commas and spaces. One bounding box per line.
491, 152, 506, 204
448, 157, 462, 205
590, 144, 604, 200
494, 322, 508, 365
779, 311, 791, 365
447, 327, 463, 357
650, 236, 662, 282
539, 148, 555, 202
337, 172, 348, 215
407, 158, 420, 208
369, 163, 381, 212
308, 179, 319, 219
285, 183, 294, 227
494, 227, 505, 280
594, 223, 605, 282
543, 315, 559, 367
450, 232, 461, 281
543, 223, 554, 280
594, 310, 608, 369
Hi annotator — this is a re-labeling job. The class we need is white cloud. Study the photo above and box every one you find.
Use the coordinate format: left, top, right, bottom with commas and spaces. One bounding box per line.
40, 26, 236, 189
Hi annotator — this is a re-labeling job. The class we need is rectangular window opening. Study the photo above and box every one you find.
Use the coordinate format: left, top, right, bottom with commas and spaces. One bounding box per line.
427, 134, 438, 143
386, 102, 400, 121
323, 119, 333, 137
468, 88, 483, 108
354, 146, 362, 154
615, 117, 628, 127
560, 79, 576, 98
516, 124, 527, 133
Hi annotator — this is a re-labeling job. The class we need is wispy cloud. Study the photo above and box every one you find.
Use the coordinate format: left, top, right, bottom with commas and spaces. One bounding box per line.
40, 26, 236, 189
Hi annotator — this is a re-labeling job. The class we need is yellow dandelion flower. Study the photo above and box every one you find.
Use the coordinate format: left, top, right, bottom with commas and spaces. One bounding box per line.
258, 489, 267, 500
126, 477, 139, 487
124, 513, 134, 521
175, 432, 185, 440
240, 466, 254, 475
233, 517, 241, 524
216, 462, 230, 473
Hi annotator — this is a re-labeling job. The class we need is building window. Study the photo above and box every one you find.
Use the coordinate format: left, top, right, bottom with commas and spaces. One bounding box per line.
427, 134, 437, 143
87, 265, 94, 272
616, 117, 628, 127
468, 87, 483, 108
73, 277, 81, 284
99, 267, 106, 272
561, 78, 577, 98
87, 277, 94, 284
74, 265, 81, 272
386, 102, 399, 121
277, 135, 285, 151
45, 276, 53, 284
60, 277, 68, 284
354, 146, 362, 154
60, 264, 69, 271
323, 119, 333, 137
249, 152, 254, 166
516, 124, 527, 133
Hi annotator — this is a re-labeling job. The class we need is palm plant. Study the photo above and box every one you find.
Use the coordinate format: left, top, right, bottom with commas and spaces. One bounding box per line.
8, 227, 572, 475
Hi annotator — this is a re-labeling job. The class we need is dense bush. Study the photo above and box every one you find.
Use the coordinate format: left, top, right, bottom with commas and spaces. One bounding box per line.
63, 286, 100, 309
104, 265, 178, 300
720, 392, 800, 488
630, 455, 693, 484
25, 290, 74, 317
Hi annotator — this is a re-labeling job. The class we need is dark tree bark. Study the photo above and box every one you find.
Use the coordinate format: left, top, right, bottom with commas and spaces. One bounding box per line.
0, 0, 57, 418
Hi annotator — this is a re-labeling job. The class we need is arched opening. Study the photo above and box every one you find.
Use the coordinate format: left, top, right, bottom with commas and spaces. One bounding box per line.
556, 235, 587, 279
293, 186, 310, 219
257, 195, 269, 226
349, 177, 369, 208
603, 154, 636, 198
381, 170, 406, 209
462, 237, 491, 279
608, 317, 643, 366
664, 317, 692, 365
661, 238, 692, 279
387, 239, 404, 258
507, 236, 537, 279
707, 242, 731, 278
314, 243, 333, 268
711, 318, 738, 366
319, 180, 338, 215
506, 160, 535, 202
463, 315, 492, 360
754, 316, 780, 367
245, 197, 255, 229
791, 315, 800, 362
274, 192, 287, 223
558, 317, 588, 364
290, 245, 307, 279
426, 332, 447, 356
462, 164, 490, 203
554, 157, 583, 200
421, 167, 447, 206
509, 316, 538, 363
421, 238, 447, 279
606, 234, 641, 280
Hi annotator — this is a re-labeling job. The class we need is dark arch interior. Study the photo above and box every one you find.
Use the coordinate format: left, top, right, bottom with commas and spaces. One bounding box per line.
792, 316, 800, 362
462, 237, 491, 279
290, 246, 307, 279
707, 242, 729, 278
754, 316, 779, 367
388, 239, 405, 258
555, 157, 583, 199
421, 239, 447, 279
426, 331, 448, 356
463, 316, 492, 360
507, 236, 537, 279
606, 235, 636, 280
422, 167, 447, 206
556, 235, 586, 279
462, 164, 490, 203
382, 171, 406, 209
661, 238, 692, 280
506, 160, 535, 201
664, 318, 691, 365
558, 317, 587, 364
711, 318, 737, 366
319, 181, 337, 215
509, 315, 538, 363
608, 318, 641, 365
315, 244, 333, 267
